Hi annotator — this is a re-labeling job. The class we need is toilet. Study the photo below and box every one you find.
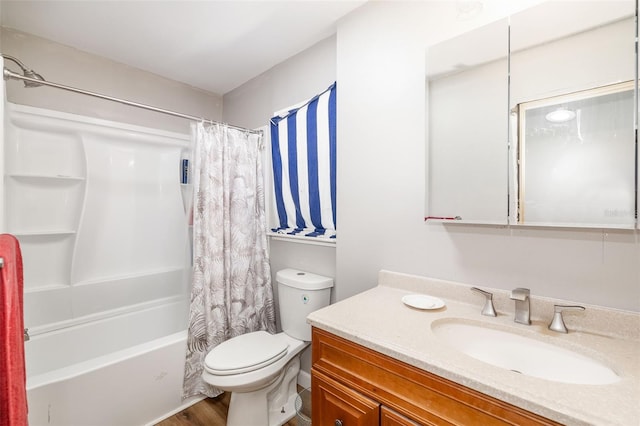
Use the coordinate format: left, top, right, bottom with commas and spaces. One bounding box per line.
202, 268, 333, 426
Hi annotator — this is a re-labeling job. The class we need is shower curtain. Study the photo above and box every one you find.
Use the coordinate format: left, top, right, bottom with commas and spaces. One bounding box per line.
182, 123, 275, 399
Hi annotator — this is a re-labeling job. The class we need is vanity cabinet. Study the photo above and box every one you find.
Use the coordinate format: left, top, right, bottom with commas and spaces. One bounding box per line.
311, 327, 561, 426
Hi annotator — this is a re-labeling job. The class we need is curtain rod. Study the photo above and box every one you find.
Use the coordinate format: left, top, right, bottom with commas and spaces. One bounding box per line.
2, 67, 262, 135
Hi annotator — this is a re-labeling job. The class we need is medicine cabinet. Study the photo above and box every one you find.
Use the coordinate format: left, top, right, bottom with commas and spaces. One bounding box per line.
426, 18, 509, 225
426, 0, 637, 229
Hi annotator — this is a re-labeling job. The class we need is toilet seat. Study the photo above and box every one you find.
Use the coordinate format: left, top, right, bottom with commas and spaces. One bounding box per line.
204, 331, 289, 376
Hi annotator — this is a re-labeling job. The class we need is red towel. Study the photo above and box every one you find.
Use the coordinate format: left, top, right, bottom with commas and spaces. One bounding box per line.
0, 234, 28, 426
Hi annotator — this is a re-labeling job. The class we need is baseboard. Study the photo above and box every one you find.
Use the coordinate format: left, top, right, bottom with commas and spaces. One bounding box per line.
297, 369, 311, 389
144, 395, 205, 426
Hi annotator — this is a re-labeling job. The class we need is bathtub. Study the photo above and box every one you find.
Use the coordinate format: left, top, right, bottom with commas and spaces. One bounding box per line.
25, 297, 201, 426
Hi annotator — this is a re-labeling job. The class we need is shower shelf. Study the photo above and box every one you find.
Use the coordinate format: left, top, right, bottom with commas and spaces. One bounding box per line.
5, 175, 84, 232
11, 230, 76, 237
7, 173, 85, 181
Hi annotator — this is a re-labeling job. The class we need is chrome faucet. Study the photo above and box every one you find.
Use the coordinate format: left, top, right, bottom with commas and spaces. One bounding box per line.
510, 288, 531, 325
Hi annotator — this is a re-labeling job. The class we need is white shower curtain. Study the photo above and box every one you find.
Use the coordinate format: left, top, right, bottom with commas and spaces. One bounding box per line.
182, 123, 275, 399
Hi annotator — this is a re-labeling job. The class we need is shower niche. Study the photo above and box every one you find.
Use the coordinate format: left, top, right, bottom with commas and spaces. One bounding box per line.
3, 103, 192, 331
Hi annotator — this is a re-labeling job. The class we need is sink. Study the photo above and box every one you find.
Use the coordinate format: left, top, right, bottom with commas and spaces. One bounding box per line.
431, 320, 620, 385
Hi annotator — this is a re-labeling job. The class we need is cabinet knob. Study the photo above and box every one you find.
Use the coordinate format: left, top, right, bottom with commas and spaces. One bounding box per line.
335, 420, 343, 426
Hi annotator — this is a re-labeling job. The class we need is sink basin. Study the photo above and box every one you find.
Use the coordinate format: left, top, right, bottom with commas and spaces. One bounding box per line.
431, 320, 620, 385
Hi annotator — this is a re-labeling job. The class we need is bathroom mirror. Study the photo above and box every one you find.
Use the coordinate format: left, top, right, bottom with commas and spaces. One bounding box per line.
426, 18, 509, 224
509, 1, 637, 228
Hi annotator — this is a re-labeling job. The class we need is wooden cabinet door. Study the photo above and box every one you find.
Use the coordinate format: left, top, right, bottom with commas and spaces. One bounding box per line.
312, 370, 380, 426
381, 406, 422, 426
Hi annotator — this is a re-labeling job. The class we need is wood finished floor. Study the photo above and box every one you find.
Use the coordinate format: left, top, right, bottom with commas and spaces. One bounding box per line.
156, 392, 298, 426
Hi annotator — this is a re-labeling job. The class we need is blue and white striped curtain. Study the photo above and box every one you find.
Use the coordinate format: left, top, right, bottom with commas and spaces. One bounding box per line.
270, 82, 336, 239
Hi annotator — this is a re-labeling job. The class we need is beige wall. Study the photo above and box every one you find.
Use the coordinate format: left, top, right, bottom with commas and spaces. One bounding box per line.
223, 36, 338, 379
222, 35, 337, 304
1, 27, 222, 134
5, 3, 636, 310
3, 0, 637, 390
335, 1, 639, 310
223, 1, 639, 315
223, 34, 336, 129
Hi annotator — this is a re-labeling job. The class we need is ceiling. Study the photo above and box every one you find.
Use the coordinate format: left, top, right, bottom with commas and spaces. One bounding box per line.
1, 1, 366, 95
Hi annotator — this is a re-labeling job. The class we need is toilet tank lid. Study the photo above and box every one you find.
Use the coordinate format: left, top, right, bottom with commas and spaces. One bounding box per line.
276, 269, 334, 290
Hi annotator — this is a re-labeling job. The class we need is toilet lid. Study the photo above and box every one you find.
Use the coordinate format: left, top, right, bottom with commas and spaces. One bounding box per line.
204, 331, 289, 376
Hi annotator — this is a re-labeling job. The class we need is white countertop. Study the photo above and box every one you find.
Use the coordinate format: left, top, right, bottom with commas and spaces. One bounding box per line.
307, 270, 640, 426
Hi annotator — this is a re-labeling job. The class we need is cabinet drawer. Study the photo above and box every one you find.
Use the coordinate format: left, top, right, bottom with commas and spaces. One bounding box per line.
312, 370, 380, 425
381, 406, 422, 426
312, 327, 561, 426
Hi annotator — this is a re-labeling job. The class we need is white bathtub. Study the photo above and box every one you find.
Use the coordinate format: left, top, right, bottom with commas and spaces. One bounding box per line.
25, 298, 200, 426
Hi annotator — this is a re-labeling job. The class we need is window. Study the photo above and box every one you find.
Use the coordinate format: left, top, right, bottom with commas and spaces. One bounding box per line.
268, 83, 337, 241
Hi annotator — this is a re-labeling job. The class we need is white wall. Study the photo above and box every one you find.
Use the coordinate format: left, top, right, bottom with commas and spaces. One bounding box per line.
223, 35, 336, 130
222, 1, 639, 314
336, 1, 639, 311
222, 35, 338, 295
1, 27, 222, 133
223, 35, 338, 377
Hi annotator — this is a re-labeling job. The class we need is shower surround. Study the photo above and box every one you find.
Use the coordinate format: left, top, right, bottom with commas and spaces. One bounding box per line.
2, 102, 194, 425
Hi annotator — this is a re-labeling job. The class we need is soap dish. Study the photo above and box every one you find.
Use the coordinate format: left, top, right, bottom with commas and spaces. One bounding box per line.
402, 294, 445, 310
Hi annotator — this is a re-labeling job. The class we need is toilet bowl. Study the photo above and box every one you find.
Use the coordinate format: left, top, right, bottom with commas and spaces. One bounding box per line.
201, 269, 333, 426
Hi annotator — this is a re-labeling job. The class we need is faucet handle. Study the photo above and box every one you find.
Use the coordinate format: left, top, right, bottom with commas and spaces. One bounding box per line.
548, 305, 585, 333
470, 287, 497, 317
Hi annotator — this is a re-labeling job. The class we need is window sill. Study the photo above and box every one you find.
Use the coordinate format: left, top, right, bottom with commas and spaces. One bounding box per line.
267, 232, 336, 247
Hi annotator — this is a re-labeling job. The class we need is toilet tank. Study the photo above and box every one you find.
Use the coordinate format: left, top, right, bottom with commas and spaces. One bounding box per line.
276, 269, 333, 341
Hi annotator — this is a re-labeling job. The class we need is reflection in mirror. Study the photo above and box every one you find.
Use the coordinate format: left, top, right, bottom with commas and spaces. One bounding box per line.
518, 81, 634, 227
426, 19, 509, 224
510, 1, 636, 228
